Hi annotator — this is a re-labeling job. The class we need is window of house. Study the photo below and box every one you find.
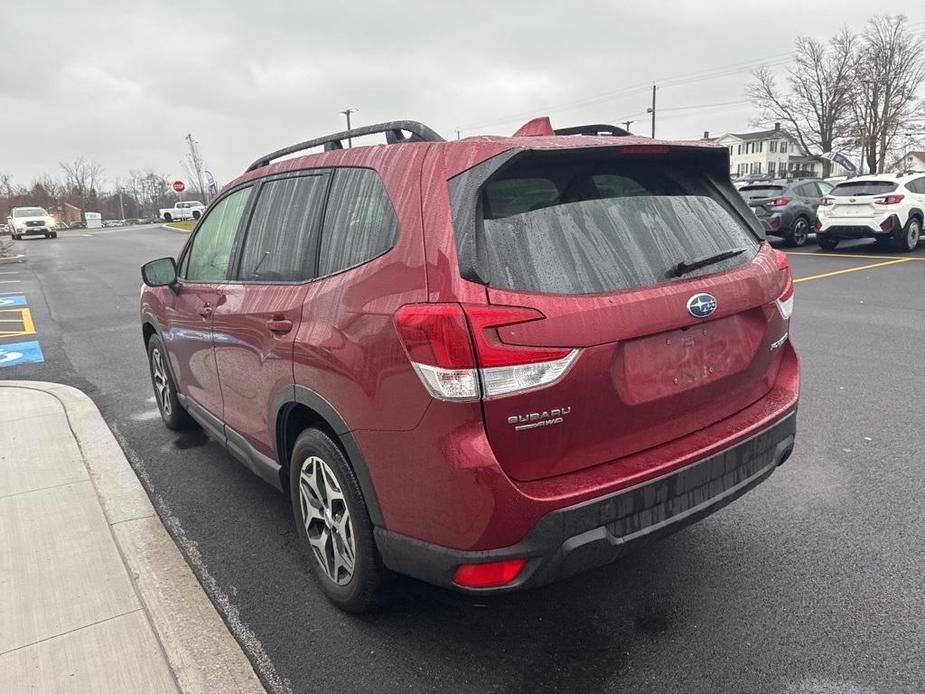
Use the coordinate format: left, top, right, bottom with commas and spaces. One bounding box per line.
780, 142, 788, 154
318, 168, 400, 277
770, 141, 777, 153
237, 173, 330, 282
768, 162, 776, 177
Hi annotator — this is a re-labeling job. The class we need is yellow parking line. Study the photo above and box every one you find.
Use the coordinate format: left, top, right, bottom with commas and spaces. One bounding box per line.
788, 251, 925, 261
794, 258, 913, 284
0, 307, 35, 337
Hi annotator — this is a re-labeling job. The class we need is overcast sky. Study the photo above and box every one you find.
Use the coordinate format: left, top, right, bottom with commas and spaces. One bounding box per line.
2, 0, 923, 189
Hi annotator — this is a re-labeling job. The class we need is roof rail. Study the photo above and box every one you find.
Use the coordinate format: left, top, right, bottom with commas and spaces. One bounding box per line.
246, 120, 445, 172
553, 124, 630, 137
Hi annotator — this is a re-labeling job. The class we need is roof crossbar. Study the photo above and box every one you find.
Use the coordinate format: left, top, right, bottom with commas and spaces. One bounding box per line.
247, 120, 445, 171
554, 124, 630, 137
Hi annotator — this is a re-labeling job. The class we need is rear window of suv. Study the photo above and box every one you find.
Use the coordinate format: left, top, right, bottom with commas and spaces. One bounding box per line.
740, 185, 785, 199
830, 181, 897, 196
451, 150, 760, 295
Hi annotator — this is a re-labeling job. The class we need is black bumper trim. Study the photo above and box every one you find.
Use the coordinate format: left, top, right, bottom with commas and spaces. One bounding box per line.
375, 411, 797, 593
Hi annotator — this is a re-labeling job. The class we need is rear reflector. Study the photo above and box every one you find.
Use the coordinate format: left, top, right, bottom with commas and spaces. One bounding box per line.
880, 218, 894, 231
773, 249, 794, 320
394, 304, 580, 401
453, 559, 528, 588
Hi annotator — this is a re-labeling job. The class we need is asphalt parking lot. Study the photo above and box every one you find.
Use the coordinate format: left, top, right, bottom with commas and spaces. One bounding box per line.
2, 227, 923, 694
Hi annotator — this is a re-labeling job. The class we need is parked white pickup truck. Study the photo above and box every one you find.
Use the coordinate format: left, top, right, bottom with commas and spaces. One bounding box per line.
7, 206, 58, 240
160, 201, 205, 222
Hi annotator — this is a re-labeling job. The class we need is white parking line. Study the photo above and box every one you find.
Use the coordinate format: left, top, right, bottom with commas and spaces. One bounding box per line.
0, 280, 22, 284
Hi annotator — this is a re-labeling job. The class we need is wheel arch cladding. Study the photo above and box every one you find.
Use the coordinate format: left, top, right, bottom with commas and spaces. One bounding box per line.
275, 385, 384, 526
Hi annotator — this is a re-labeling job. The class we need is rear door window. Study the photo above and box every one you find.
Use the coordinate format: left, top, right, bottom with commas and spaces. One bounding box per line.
460, 153, 760, 295
236, 173, 329, 282
831, 181, 898, 197
318, 168, 399, 277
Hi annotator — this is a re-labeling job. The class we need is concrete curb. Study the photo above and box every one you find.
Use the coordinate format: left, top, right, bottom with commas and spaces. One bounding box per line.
0, 380, 266, 694
162, 223, 192, 234
0, 254, 25, 264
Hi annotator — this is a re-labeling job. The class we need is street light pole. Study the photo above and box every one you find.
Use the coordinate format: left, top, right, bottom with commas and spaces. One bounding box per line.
340, 108, 358, 147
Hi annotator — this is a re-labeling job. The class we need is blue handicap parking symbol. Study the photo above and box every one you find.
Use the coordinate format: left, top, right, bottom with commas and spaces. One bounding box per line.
0, 340, 45, 368
0, 295, 27, 307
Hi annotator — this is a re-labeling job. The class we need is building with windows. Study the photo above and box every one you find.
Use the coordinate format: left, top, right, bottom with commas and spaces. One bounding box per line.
715, 123, 805, 179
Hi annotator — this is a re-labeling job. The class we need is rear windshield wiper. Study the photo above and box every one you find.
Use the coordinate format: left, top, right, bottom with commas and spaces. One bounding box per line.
670, 247, 746, 277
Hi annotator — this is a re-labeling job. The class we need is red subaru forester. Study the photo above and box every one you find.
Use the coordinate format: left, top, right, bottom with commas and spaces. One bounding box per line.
140, 118, 799, 611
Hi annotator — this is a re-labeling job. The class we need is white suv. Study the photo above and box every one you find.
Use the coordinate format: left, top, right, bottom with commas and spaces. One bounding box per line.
816, 174, 925, 252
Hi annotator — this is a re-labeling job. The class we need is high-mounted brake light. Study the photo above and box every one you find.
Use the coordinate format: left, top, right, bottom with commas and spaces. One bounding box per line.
453, 559, 528, 588
616, 145, 670, 156
773, 250, 794, 320
770, 196, 791, 207
394, 304, 579, 401
874, 194, 905, 205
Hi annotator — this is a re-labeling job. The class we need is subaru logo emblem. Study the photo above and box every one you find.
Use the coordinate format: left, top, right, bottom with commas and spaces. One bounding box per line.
687, 293, 717, 319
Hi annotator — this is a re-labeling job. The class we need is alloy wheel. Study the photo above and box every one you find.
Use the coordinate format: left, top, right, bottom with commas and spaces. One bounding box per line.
792, 219, 808, 246
908, 220, 921, 250
151, 347, 171, 416
298, 455, 356, 585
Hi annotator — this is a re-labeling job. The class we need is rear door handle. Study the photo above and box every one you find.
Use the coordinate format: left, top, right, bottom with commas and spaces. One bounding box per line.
267, 318, 293, 334
199, 303, 213, 319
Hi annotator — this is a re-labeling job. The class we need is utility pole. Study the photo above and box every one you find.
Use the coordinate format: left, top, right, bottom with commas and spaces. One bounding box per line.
456, 128, 461, 140
118, 187, 125, 220
620, 120, 636, 134
184, 133, 208, 201
340, 108, 358, 147
646, 84, 657, 138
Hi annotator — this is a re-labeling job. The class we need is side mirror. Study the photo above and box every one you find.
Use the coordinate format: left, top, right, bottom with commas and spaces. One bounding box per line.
141, 257, 178, 288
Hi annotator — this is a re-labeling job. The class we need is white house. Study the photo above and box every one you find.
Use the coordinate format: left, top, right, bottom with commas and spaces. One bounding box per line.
714, 123, 849, 179
897, 151, 925, 173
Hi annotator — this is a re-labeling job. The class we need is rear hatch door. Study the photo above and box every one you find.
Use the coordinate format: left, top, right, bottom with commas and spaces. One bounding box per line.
451, 146, 789, 482
828, 180, 898, 219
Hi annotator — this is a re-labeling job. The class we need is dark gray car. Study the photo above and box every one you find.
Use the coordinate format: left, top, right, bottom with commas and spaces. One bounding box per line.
739, 179, 833, 247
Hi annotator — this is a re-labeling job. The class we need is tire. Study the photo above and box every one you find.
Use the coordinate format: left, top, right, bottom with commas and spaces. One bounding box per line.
785, 217, 810, 247
893, 216, 921, 253
289, 428, 386, 612
147, 334, 193, 430
12, 234, 21, 240
51, 232, 57, 238
818, 235, 839, 251
163, 213, 172, 222
192, 210, 201, 220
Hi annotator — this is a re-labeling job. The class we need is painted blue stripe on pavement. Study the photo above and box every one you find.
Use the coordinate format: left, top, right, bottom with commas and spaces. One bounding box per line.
0, 340, 45, 367
0, 295, 27, 307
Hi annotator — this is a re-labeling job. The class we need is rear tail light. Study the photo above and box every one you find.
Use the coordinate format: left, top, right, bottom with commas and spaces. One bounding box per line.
818, 197, 833, 207
770, 196, 791, 207
453, 558, 528, 588
394, 304, 579, 401
874, 194, 904, 205
769, 216, 781, 230
773, 250, 794, 320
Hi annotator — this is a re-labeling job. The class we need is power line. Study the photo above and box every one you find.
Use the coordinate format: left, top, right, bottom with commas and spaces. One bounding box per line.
458, 51, 795, 133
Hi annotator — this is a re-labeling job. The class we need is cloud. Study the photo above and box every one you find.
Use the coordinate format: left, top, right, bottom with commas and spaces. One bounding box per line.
1, 0, 922, 187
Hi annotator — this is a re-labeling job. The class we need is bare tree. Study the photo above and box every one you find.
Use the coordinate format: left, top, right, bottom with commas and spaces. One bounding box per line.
59, 157, 105, 204
749, 28, 858, 177
849, 15, 925, 173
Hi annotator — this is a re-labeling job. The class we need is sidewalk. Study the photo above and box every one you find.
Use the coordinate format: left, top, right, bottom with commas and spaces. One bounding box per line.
0, 381, 266, 694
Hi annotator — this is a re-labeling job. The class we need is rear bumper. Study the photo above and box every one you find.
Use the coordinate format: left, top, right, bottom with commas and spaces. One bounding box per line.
376, 410, 796, 594
818, 215, 899, 238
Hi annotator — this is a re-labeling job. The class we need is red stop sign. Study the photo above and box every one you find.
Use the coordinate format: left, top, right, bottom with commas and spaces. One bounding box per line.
172, 180, 186, 193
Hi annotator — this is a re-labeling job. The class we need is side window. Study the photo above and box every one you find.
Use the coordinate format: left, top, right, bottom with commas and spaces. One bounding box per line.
318, 168, 399, 277
818, 181, 833, 196
237, 174, 329, 282
182, 187, 251, 282
909, 178, 925, 194
795, 183, 816, 198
